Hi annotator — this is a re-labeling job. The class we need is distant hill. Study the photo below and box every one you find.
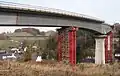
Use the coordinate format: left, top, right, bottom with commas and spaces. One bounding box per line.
14, 28, 56, 36
45, 30, 56, 36
6, 32, 34, 37
14, 28, 42, 36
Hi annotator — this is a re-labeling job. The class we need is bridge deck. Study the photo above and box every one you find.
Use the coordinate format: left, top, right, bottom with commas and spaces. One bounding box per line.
0, 1, 104, 23
0, 1, 112, 34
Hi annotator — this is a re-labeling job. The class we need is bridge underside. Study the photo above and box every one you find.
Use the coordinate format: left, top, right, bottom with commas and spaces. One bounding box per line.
0, 11, 111, 34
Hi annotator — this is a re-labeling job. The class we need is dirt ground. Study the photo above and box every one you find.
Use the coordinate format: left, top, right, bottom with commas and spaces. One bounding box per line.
0, 60, 120, 76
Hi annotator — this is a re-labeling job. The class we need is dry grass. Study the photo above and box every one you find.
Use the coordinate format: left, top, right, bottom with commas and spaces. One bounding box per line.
0, 60, 120, 76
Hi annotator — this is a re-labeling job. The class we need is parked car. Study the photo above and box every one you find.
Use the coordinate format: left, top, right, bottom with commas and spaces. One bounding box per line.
80, 58, 95, 63
2, 53, 17, 60
114, 48, 120, 61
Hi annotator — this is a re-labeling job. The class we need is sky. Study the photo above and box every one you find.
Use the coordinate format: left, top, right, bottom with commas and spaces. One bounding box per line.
0, 0, 120, 33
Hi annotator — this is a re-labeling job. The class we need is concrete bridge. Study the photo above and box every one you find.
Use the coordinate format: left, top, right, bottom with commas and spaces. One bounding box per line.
0, 1, 113, 64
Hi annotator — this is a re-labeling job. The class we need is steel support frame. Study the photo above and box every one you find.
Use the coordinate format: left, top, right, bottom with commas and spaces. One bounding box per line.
58, 27, 113, 64
57, 29, 63, 61
57, 27, 77, 65
69, 27, 77, 65
105, 31, 113, 63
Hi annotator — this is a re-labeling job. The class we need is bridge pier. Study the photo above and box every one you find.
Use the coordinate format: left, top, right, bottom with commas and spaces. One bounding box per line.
95, 32, 113, 64
57, 27, 113, 65
95, 35, 106, 64
57, 27, 77, 65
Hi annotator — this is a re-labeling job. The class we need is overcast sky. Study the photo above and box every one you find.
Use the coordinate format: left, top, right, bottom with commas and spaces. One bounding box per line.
0, 0, 119, 33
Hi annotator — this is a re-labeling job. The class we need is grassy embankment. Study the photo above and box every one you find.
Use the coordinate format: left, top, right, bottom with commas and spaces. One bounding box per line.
0, 60, 120, 76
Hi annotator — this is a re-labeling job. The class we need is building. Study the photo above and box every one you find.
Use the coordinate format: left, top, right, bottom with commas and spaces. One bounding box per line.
5, 32, 49, 40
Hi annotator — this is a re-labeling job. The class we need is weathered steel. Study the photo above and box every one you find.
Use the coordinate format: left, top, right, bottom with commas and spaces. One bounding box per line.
57, 29, 62, 62
57, 27, 77, 65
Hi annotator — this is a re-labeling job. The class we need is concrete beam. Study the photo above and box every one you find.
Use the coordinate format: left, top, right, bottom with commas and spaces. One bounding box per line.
0, 12, 111, 34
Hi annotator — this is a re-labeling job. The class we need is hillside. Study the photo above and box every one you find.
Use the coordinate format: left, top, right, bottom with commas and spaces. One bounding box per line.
14, 28, 41, 36
14, 28, 56, 36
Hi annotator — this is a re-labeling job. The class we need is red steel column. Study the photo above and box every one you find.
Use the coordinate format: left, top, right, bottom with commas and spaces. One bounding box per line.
57, 27, 77, 65
105, 31, 113, 63
109, 32, 113, 62
68, 27, 77, 65
69, 29, 72, 64
57, 29, 62, 62
73, 27, 76, 65
105, 35, 108, 63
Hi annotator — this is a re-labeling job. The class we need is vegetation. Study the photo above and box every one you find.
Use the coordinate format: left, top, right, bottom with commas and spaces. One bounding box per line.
14, 28, 45, 36
0, 61, 120, 76
113, 23, 120, 60
76, 29, 95, 62
45, 36, 57, 59
21, 35, 57, 61
23, 46, 33, 61
0, 40, 20, 50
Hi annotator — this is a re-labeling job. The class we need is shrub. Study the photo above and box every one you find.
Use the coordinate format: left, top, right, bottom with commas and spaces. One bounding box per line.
23, 46, 32, 62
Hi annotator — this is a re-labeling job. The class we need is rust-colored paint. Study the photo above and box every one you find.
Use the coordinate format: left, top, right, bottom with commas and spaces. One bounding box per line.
58, 27, 77, 65
69, 27, 77, 65
57, 30, 62, 61
105, 31, 113, 63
